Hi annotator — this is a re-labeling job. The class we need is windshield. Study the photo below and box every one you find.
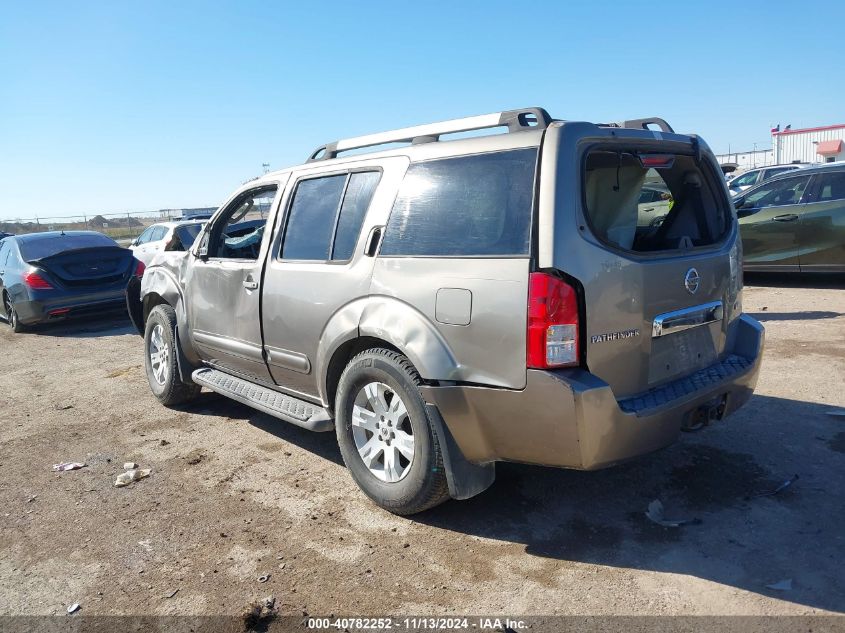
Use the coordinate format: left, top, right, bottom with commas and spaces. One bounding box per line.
18, 232, 119, 261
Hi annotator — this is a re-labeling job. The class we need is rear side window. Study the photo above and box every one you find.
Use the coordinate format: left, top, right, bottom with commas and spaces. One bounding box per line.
583, 150, 729, 253
380, 149, 537, 257
18, 233, 118, 261
813, 170, 845, 202
280, 171, 381, 261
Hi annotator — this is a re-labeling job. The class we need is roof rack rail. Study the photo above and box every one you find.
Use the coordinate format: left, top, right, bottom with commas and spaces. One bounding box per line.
616, 117, 675, 134
307, 107, 553, 162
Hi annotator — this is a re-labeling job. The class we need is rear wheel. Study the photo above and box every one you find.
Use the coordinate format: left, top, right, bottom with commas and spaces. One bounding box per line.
335, 348, 450, 515
3, 293, 25, 333
144, 304, 200, 405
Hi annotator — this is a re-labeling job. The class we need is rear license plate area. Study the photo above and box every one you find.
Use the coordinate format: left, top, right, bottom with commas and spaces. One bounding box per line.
648, 324, 719, 385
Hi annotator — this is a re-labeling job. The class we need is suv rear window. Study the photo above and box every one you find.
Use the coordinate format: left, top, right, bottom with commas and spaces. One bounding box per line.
380, 149, 537, 257
583, 150, 729, 253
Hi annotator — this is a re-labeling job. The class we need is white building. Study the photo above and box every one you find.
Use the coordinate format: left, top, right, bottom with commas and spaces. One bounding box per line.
773, 124, 845, 164
715, 148, 775, 170
717, 123, 845, 172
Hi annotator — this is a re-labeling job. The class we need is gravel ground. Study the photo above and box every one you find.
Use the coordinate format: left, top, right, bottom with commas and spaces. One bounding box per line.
1, 274, 843, 621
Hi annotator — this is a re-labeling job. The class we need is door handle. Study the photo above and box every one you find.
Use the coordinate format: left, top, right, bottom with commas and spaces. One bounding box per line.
773, 214, 798, 222
243, 277, 258, 290
364, 226, 383, 257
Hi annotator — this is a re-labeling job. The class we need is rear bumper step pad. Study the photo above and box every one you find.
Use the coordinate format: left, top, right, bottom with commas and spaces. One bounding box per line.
618, 354, 753, 414
192, 367, 333, 432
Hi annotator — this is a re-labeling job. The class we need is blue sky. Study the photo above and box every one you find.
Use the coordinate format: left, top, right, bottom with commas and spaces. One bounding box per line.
1, 0, 842, 219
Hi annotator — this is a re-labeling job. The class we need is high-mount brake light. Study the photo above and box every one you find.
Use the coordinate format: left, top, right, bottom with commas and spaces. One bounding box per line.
527, 273, 580, 369
638, 154, 675, 169
23, 271, 54, 290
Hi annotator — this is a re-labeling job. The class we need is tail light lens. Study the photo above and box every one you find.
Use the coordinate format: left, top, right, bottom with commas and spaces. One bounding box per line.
23, 271, 54, 290
527, 272, 580, 368
134, 260, 146, 278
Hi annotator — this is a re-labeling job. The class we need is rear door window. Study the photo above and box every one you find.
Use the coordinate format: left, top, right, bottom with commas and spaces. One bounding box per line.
280, 171, 381, 261
583, 149, 730, 253
332, 172, 380, 261
150, 226, 168, 242
380, 149, 537, 257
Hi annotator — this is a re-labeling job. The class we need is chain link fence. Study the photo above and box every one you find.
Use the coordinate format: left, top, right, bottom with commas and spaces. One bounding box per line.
0, 208, 217, 244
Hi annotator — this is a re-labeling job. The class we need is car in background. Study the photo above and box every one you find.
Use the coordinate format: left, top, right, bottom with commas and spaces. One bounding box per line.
0, 231, 142, 332
735, 162, 845, 272
637, 183, 673, 227
129, 220, 206, 266
727, 164, 805, 196
0, 232, 13, 240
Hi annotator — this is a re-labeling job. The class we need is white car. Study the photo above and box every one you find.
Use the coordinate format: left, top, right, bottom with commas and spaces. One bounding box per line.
129, 220, 206, 265
726, 164, 804, 196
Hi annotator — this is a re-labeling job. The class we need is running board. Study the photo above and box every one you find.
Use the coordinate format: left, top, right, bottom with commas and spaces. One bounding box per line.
192, 368, 334, 432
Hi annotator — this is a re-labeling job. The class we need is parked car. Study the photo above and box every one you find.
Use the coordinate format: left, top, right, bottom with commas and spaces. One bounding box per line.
129, 220, 206, 266
127, 107, 764, 515
637, 184, 673, 227
726, 164, 805, 195
735, 162, 845, 272
0, 232, 13, 240
0, 231, 142, 332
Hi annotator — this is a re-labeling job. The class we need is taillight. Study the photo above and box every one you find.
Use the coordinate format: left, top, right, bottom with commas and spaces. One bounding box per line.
134, 260, 146, 278
527, 272, 580, 369
23, 271, 54, 290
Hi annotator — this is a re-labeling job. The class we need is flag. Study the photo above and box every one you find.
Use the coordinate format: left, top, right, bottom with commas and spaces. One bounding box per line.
771, 124, 780, 133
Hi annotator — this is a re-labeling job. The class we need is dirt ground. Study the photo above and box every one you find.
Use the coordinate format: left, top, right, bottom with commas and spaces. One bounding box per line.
1, 273, 844, 622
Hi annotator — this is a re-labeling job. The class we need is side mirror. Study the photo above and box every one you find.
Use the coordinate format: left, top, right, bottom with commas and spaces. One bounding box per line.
130, 239, 138, 247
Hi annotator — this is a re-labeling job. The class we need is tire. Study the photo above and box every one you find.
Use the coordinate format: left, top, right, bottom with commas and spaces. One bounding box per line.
144, 304, 200, 406
335, 348, 450, 515
3, 293, 25, 334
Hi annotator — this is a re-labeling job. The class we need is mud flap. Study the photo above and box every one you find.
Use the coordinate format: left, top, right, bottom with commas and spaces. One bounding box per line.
174, 324, 198, 385
125, 277, 144, 336
425, 403, 495, 500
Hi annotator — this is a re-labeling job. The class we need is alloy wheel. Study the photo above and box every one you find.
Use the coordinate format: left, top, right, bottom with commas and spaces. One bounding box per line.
148, 323, 170, 385
351, 381, 414, 483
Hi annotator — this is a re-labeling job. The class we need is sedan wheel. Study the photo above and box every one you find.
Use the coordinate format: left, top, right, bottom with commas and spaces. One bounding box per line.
4, 295, 24, 333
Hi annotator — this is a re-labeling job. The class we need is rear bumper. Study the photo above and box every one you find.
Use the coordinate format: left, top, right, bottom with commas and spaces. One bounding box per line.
15, 290, 127, 325
420, 314, 764, 470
